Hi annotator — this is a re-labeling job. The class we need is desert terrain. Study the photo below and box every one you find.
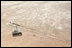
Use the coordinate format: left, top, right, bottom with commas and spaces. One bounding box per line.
1, 1, 71, 47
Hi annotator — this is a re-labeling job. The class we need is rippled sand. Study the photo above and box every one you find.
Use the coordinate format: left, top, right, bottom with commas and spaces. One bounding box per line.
1, 1, 71, 47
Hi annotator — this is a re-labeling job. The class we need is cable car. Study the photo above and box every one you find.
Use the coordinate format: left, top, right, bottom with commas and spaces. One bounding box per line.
12, 30, 22, 36
9, 22, 22, 37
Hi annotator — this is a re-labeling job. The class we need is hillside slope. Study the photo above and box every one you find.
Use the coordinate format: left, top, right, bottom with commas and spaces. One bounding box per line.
1, 1, 71, 47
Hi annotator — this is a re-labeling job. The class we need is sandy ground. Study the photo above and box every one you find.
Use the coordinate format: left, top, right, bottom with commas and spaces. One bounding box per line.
1, 1, 71, 47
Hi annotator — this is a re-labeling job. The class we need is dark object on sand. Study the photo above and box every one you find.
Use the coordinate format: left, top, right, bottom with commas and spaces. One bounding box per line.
33, 34, 36, 37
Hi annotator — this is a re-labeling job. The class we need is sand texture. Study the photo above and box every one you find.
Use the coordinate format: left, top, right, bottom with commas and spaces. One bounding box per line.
1, 1, 71, 47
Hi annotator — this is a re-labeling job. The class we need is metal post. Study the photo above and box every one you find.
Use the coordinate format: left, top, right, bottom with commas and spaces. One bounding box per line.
16, 26, 18, 30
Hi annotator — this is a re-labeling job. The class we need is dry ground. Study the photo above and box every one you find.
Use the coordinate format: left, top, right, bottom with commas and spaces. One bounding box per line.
1, 1, 71, 47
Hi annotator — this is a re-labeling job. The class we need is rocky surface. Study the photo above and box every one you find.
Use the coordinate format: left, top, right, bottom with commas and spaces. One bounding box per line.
1, 1, 71, 47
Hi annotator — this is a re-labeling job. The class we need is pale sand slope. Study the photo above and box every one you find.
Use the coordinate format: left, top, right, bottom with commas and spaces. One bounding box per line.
1, 1, 71, 47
